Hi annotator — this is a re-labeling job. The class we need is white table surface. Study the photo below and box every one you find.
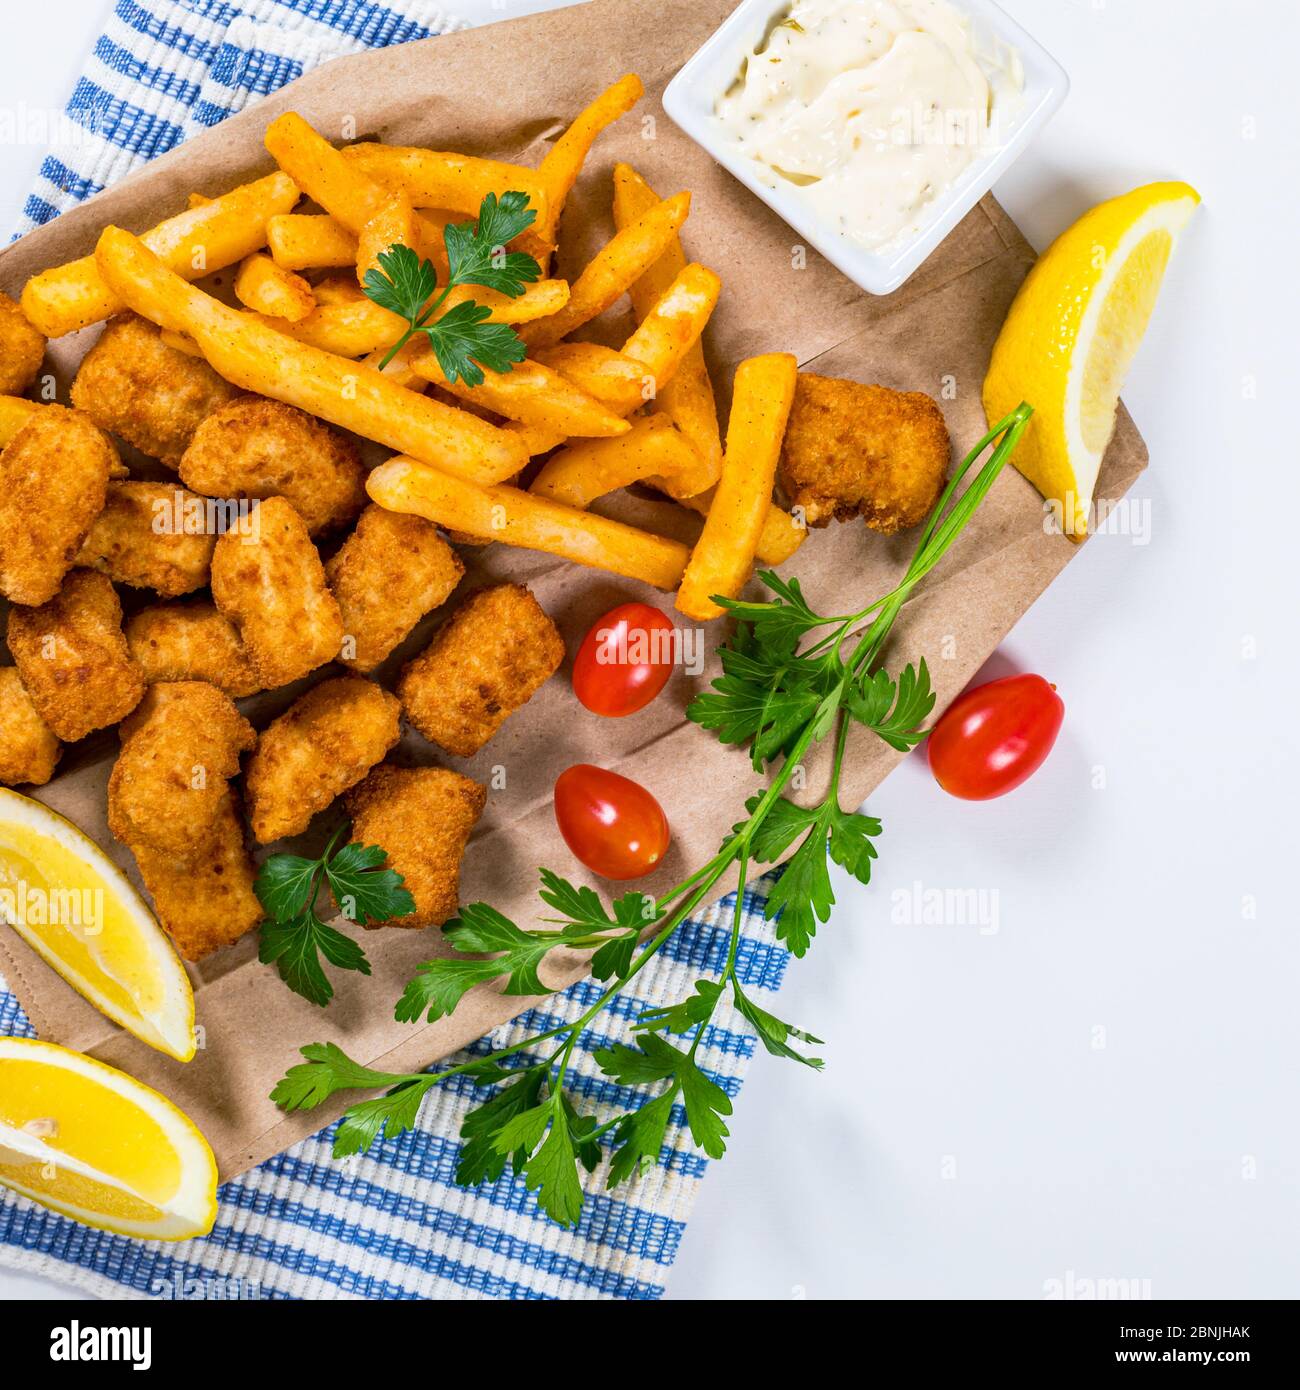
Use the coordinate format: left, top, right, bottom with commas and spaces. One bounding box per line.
2, 0, 1296, 1302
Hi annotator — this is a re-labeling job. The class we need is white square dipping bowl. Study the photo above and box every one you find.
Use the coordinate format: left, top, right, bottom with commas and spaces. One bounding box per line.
662, 0, 1069, 295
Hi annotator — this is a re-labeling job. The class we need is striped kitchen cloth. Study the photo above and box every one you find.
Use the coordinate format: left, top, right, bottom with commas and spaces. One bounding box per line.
0, 0, 796, 1301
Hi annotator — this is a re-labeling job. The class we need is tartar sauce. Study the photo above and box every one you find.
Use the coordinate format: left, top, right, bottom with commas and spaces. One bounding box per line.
716, 0, 1023, 252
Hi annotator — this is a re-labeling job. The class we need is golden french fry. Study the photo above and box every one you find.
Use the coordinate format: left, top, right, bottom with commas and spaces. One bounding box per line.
267, 212, 358, 270
529, 415, 700, 507
0, 396, 46, 447
676, 488, 806, 567
94, 226, 526, 485
676, 353, 799, 620
356, 191, 438, 285
621, 263, 721, 394
260, 278, 571, 358
311, 275, 367, 306
536, 74, 644, 244
532, 342, 651, 416
410, 348, 630, 438
265, 114, 389, 234
368, 456, 688, 590
21, 171, 300, 338
361, 344, 421, 389
159, 328, 202, 358
234, 252, 315, 322
613, 163, 723, 496
342, 144, 551, 228
520, 192, 691, 351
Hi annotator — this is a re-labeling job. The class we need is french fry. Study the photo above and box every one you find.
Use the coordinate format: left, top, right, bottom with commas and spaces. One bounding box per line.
311, 275, 366, 306
362, 344, 421, 390
621, 263, 721, 395
94, 226, 527, 485
613, 162, 723, 496
676, 353, 799, 621
520, 192, 691, 350
0, 396, 45, 447
676, 488, 807, 567
536, 74, 644, 244
532, 342, 652, 416
233, 252, 316, 322
367, 456, 689, 590
21, 171, 300, 338
259, 278, 571, 358
267, 212, 357, 270
410, 348, 631, 438
356, 191, 430, 285
342, 144, 551, 228
529, 415, 700, 507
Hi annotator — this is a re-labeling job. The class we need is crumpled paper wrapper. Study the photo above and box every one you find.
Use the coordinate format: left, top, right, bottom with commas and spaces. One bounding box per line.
0, 0, 1145, 1180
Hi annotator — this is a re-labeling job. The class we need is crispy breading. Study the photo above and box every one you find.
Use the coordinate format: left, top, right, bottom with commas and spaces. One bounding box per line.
209, 495, 345, 688
6, 570, 145, 741
777, 373, 950, 533
128, 787, 262, 961
75, 481, 216, 597
125, 601, 260, 698
108, 681, 255, 857
69, 312, 238, 466
398, 583, 564, 757
179, 396, 366, 535
0, 406, 124, 606
0, 290, 45, 396
0, 667, 61, 787
324, 504, 464, 673
244, 675, 401, 843
343, 764, 486, 928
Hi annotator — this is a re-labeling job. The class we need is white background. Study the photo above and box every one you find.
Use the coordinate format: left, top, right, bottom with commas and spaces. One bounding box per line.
1, 0, 1296, 1301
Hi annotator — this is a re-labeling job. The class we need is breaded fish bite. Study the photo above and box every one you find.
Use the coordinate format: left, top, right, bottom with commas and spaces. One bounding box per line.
180, 396, 365, 535
0, 290, 45, 396
244, 676, 401, 842
398, 584, 564, 757
128, 788, 262, 961
70, 313, 237, 466
344, 765, 486, 928
7, 570, 145, 741
0, 667, 61, 787
325, 504, 464, 673
125, 601, 260, 698
0, 406, 124, 606
210, 495, 345, 688
108, 681, 255, 857
778, 373, 950, 533
76, 481, 215, 597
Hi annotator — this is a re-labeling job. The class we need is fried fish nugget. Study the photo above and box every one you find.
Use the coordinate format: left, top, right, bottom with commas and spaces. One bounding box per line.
244, 676, 401, 843
210, 495, 345, 688
344, 765, 486, 928
128, 787, 262, 961
325, 504, 464, 674
398, 583, 564, 757
0, 406, 124, 606
125, 601, 260, 698
180, 396, 366, 535
0, 667, 61, 787
7, 570, 145, 741
777, 373, 950, 533
75, 481, 215, 597
108, 680, 255, 857
0, 290, 45, 396
70, 312, 238, 466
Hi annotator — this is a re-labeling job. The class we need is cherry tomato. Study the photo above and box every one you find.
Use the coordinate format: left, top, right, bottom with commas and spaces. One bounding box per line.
572, 602, 676, 717
928, 673, 1064, 801
553, 764, 670, 880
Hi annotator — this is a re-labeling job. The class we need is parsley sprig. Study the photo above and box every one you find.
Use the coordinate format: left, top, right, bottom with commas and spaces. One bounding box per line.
271, 404, 1034, 1222
256, 822, 414, 1007
364, 190, 541, 385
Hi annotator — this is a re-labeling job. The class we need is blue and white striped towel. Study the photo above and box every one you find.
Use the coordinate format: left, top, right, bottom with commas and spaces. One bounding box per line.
0, 0, 794, 1301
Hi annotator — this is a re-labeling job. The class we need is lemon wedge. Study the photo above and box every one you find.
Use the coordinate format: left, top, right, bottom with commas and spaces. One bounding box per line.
983, 181, 1199, 538
0, 789, 195, 1062
0, 1037, 217, 1239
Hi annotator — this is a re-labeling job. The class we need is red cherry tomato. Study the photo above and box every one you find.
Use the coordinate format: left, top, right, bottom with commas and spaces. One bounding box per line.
928, 673, 1064, 801
572, 602, 676, 717
553, 764, 670, 880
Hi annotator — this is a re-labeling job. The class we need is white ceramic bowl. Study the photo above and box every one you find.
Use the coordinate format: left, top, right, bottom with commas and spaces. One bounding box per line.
663, 0, 1069, 295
